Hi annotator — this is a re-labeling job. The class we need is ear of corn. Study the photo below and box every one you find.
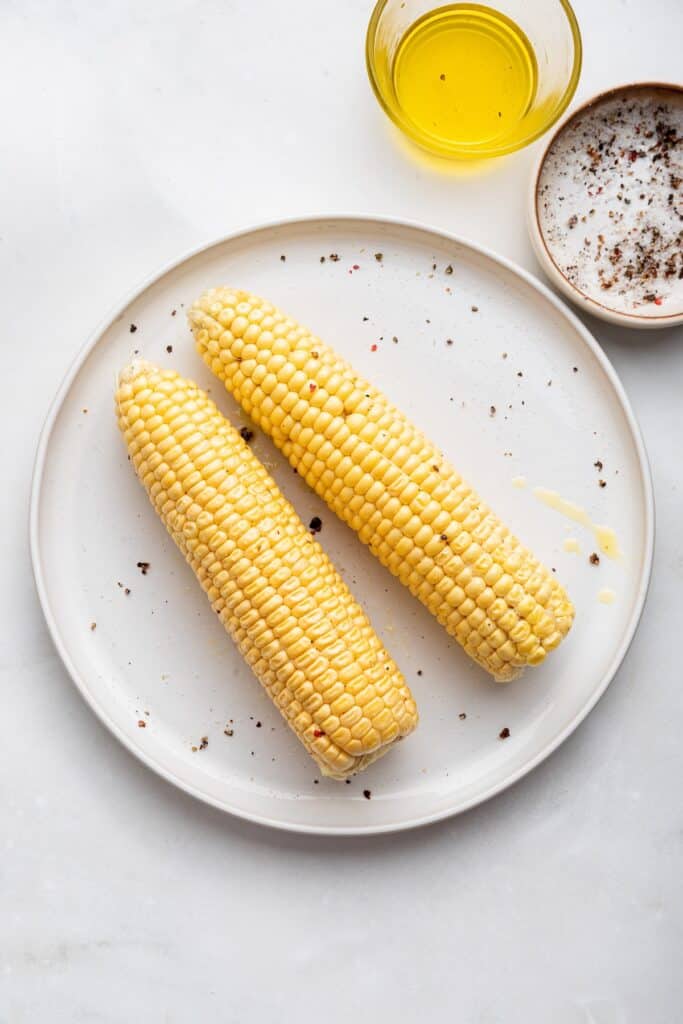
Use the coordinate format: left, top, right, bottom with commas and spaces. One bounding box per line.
190, 289, 575, 683
116, 363, 418, 778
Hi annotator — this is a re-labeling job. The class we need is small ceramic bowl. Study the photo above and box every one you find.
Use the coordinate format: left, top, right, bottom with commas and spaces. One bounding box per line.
528, 82, 683, 329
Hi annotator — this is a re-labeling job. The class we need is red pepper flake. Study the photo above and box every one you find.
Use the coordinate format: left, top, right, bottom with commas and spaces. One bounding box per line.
363, 789, 372, 800
352, 264, 360, 270
309, 382, 317, 392
370, 344, 378, 352
138, 719, 146, 728
313, 729, 325, 738
499, 727, 510, 740
654, 296, 663, 306
628, 150, 638, 162
129, 323, 137, 333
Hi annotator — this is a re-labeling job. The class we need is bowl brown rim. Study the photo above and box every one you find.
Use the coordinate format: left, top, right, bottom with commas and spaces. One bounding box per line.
531, 81, 683, 324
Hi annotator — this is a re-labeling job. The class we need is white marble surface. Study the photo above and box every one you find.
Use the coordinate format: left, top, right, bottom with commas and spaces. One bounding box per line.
2, 1, 681, 1020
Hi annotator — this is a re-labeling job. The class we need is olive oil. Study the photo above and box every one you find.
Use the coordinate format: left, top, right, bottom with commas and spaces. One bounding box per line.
392, 3, 538, 153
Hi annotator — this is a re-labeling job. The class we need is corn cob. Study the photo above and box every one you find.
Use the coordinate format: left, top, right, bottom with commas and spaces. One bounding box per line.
115, 363, 418, 778
190, 289, 574, 682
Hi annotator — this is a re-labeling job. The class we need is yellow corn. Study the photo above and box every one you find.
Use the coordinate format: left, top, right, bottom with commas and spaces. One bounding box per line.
115, 363, 418, 778
190, 289, 574, 682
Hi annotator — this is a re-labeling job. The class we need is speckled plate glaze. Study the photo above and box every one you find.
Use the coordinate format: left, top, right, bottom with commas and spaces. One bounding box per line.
30, 216, 653, 834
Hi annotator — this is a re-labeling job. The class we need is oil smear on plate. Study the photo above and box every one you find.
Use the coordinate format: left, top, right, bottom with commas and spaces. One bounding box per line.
533, 487, 621, 560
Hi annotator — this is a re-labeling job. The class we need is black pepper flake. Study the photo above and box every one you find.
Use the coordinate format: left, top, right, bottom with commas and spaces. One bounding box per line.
363, 789, 372, 800
280, 254, 286, 261
516, 371, 523, 377
374, 252, 383, 262
444, 264, 453, 275
309, 516, 322, 534
440, 533, 448, 541
439, 73, 446, 81
502, 352, 508, 359
471, 305, 479, 312
314, 779, 319, 784
89, 622, 96, 631
138, 719, 146, 728
329, 253, 340, 262
446, 338, 453, 346
171, 309, 177, 317
239, 426, 254, 443
199, 737, 208, 750
416, 669, 423, 676
165, 344, 173, 353
345, 779, 351, 785
568, 214, 578, 229
256, 721, 262, 728
598, 479, 606, 488
594, 459, 603, 471
489, 405, 496, 417
129, 324, 137, 333
392, 336, 398, 344
459, 713, 466, 720
499, 727, 510, 740
589, 552, 600, 565
224, 727, 234, 737
362, 315, 369, 321
320, 256, 326, 263
573, 366, 578, 373
136, 561, 150, 575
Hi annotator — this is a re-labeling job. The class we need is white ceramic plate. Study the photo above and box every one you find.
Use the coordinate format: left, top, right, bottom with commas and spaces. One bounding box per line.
31, 216, 653, 835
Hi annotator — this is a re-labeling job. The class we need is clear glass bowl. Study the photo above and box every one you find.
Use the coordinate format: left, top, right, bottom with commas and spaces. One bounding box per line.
366, 0, 582, 159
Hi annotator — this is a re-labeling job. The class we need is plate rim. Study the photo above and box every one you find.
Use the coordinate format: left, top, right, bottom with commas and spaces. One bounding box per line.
29, 213, 655, 836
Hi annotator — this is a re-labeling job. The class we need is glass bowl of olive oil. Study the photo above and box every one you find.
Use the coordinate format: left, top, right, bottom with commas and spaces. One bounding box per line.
366, 0, 582, 159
